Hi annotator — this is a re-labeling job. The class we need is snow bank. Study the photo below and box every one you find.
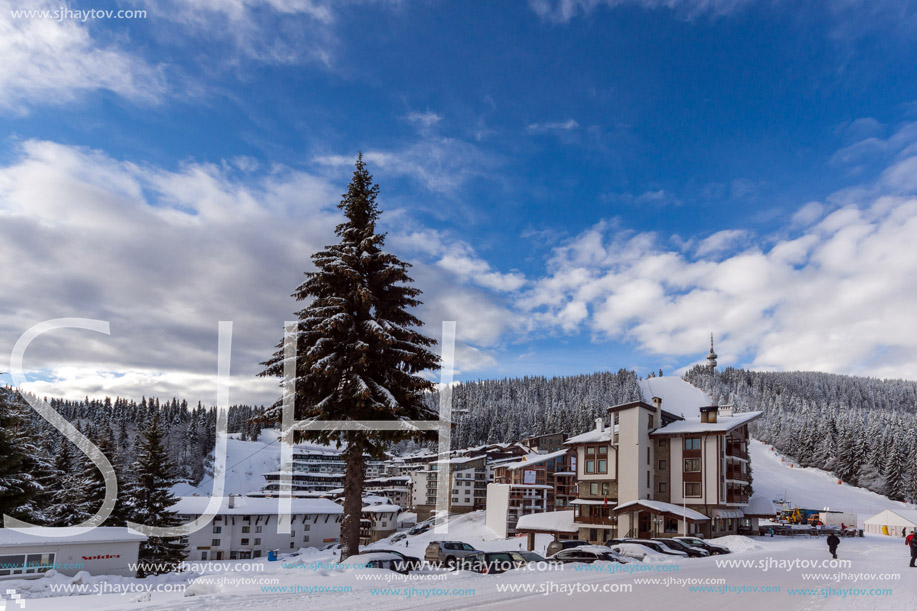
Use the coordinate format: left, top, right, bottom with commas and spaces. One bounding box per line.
711, 535, 764, 553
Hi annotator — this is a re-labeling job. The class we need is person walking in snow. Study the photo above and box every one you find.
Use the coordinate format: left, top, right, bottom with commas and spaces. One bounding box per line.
826, 533, 840, 559
907, 530, 917, 568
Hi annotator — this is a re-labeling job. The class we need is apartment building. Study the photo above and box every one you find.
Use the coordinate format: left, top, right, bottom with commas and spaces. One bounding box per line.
411, 456, 487, 521
565, 377, 762, 544
359, 498, 403, 545
172, 495, 343, 561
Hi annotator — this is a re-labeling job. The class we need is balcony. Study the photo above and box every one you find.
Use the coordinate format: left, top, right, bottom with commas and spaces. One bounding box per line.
726, 493, 749, 504
574, 514, 616, 526
725, 446, 749, 461
725, 468, 749, 481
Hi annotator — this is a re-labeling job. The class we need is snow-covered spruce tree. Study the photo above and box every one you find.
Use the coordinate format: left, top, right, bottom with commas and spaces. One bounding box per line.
73, 427, 131, 526
126, 413, 184, 576
260, 154, 439, 560
0, 389, 42, 521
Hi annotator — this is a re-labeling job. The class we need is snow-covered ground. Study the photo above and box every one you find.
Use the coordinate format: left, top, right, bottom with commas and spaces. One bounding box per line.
10, 433, 917, 610
15, 512, 915, 611
749, 439, 915, 525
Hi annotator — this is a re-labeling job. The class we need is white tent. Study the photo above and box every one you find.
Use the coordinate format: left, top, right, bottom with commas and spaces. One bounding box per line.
863, 509, 917, 537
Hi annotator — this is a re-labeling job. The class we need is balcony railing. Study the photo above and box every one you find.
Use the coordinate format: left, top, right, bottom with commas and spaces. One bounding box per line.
725, 469, 749, 481
725, 446, 750, 460
574, 515, 616, 525
726, 493, 749, 504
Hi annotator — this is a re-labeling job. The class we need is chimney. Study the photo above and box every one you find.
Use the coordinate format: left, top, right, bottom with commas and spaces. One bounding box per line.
596, 418, 605, 432
228, 494, 235, 509
700, 406, 718, 424
651, 397, 662, 410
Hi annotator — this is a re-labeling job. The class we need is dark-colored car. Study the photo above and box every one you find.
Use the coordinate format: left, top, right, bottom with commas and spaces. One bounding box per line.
370, 549, 422, 571
546, 539, 589, 557
551, 547, 626, 564
604, 538, 627, 546
651, 538, 708, 558
674, 536, 731, 555
622, 539, 688, 557
515, 551, 548, 564
409, 523, 431, 535
458, 551, 526, 574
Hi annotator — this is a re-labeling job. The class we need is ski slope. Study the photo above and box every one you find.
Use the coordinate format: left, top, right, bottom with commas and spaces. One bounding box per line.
749, 439, 914, 525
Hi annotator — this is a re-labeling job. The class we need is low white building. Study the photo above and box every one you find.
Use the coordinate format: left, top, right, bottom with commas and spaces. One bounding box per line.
864, 509, 917, 537
172, 495, 343, 561
0, 527, 146, 579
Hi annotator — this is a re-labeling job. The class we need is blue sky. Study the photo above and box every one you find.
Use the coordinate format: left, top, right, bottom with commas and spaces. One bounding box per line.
3, 0, 917, 404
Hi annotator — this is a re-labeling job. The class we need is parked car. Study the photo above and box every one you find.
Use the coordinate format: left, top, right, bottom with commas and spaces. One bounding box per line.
651, 538, 709, 557
604, 538, 628, 546
346, 552, 410, 574
623, 539, 688, 557
551, 546, 627, 565
608, 542, 674, 562
369, 549, 422, 571
673, 536, 731, 555
546, 539, 589, 557
425, 541, 479, 567
409, 523, 431, 535
390, 532, 407, 543
458, 551, 526, 574
515, 551, 548, 564
320, 543, 342, 551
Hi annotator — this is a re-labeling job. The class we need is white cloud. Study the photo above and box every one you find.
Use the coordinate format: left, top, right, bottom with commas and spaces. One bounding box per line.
0, 0, 166, 112
0, 140, 516, 403
695, 228, 748, 257
520, 153, 917, 379
527, 119, 580, 133
406, 111, 443, 129
527, 0, 753, 23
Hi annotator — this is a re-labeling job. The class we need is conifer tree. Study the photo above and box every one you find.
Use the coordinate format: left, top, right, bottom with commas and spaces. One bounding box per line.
260, 155, 439, 559
0, 390, 42, 521
126, 413, 184, 576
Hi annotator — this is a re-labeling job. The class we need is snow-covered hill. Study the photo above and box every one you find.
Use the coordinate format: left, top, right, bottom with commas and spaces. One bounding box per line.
749, 438, 914, 525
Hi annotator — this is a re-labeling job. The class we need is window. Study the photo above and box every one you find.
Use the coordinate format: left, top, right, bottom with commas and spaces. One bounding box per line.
684, 458, 701, 472
659, 460, 667, 470
304, 524, 310, 531
613, 414, 619, 425
658, 439, 668, 447
254, 538, 261, 546
586, 460, 595, 474
597, 459, 607, 473
586, 446, 595, 456
255, 525, 263, 533
646, 471, 650, 487
290, 543, 294, 549
590, 482, 599, 495
200, 551, 208, 561
658, 482, 667, 493
241, 538, 249, 546
598, 446, 607, 456
685, 437, 701, 450
648, 415, 654, 429
212, 539, 220, 546
685, 482, 701, 497
213, 526, 222, 534
304, 535, 309, 542
647, 447, 651, 465
242, 526, 250, 534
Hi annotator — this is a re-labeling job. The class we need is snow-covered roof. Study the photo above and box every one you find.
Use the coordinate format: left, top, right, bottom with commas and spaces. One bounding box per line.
261, 471, 344, 478
516, 510, 576, 533
745, 495, 777, 517
362, 505, 401, 514
500, 449, 570, 470
614, 499, 710, 521
571, 499, 615, 506
0, 527, 146, 547
651, 411, 763, 436
564, 427, 613, 445
362, 495, 393, 505
639, 377, 713, 419
171, 496, 343, 516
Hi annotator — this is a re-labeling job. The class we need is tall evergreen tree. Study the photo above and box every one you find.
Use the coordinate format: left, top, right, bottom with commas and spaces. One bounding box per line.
260, 155, 439, 559
126, 413, 184, 576
0, 390, 42, 521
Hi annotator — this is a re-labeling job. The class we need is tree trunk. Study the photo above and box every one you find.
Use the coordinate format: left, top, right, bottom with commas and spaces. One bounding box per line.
340, 438, 365, 560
